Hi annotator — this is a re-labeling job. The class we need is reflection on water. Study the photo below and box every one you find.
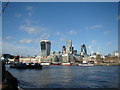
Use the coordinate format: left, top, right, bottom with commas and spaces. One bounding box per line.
6, 65, 118, 88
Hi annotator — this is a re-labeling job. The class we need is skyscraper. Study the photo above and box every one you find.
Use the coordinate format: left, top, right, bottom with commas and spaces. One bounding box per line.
62, 46, 66, 53
40, 40, 51, 57
80, 44, 87, 56
66, 40, 72, 54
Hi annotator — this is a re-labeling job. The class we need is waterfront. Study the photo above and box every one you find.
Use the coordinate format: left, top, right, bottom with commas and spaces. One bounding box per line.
6, 65, 119, 88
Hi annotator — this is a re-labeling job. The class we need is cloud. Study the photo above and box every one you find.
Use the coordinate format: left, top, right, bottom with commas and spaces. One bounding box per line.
55, 32, 61, 36
15, 13, 21, 18
59, 35, 66, 41
19, 25, 38, 34
26, 6, 34, 11
5, 36, 13, 40
35, 33, 50, 43
103, 31, 111, 35
2, 41, 39, 56
19, 25, 46, 34
25, 19, 31, 25
19, 18, 47, 34
106, 41, 112, 45
69, 30, 77, 35
18, 39, 32, 44
90, 25, 103, 30
60, 37, 65, 41
91, 40, 96, 43
86, 24, 103, 30
26, 6, 34, 17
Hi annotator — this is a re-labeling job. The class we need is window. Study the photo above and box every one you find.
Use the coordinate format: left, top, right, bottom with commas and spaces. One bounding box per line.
41, 42, 46, 49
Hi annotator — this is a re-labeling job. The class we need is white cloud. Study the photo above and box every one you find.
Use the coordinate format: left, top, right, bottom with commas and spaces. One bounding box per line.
91, 40, 96, 43
19, 25, 38, 34
2, 41, 39, 56
26, 6, 34, 17
86, 24, 103, 30
69, 30, 77, 35
19, 18, 47, 34
5, 36, 13, 40
106, 41, 112, 45
59, 34, 66, 41
35, 33, 50, 43
60, 37, 64, 41
90, 25, 103, 30
25, 19, 31, 25
19, 25, 46, 34
55, 32, 61, 36
18, 39, 32, 44
15, 13, 21, 18
103, 31, 111, 35
26, 6, 34, 11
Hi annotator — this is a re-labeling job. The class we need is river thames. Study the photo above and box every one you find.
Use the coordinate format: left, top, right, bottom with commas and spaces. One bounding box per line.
6, 65, 119, 88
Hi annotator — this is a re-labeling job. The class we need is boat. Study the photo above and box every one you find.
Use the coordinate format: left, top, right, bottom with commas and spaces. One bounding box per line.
78, 63, 94, 66
40, 62, 50, 65
10, 63, 42, 69
51, 62, 61, 65
61, 62, 71, 65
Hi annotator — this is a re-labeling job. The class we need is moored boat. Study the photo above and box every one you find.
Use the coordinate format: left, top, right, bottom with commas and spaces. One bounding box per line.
10, 63, 42, 69
61, 62, 71, 65
78, 63, 94, 66
51, 62, 61, 65
40, 62, 50, 65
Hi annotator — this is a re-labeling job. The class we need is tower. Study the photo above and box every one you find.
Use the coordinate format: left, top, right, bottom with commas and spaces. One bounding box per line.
66, 40, 72, 54
40, 40, 51, 57
80, 44, 87, 56
62, 46, 66, 53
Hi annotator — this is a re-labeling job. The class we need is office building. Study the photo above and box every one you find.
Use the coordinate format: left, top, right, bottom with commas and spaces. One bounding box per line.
40, 40, 51, 57
66, 40, 72, 54
62, 46, 66, 53
80, 44, 87, 57
73, 50, 77, 54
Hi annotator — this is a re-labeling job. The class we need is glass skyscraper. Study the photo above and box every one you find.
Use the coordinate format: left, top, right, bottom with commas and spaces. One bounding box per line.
80, 44, 87, 56
66, 40, 72, 54
40, 40, 51, 56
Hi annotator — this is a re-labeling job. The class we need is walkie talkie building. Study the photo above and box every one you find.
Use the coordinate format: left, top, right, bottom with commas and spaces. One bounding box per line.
40, 40, 51, 56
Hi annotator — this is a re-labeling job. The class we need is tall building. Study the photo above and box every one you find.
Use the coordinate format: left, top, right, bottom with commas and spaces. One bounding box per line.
40, 40, 51, 57
62, 46, 66, 53
66, 40, 72, 54
73, 50, 77, 54
80, 44, 87, 56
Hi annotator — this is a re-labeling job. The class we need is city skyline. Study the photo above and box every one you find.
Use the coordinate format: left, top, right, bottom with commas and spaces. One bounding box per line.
2, 2, 118, 56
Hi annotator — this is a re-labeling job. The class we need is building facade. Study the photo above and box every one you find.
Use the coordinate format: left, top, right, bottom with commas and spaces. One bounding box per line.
40, 40, 51, 57
80, 44, 87, 57
66, 40, 72, 54
62, 46, 66, 53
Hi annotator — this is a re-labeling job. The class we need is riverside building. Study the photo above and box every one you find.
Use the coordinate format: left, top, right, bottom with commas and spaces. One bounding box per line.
80, 44, 88, 57
62, 46, 66, 53
40, 40, 51, 57
66, 40, 73, 54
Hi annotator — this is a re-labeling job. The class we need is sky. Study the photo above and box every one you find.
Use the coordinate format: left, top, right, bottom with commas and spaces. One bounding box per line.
2, 2, 119, 56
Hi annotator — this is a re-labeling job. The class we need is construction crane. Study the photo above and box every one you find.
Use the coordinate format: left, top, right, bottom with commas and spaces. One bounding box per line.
0, 1, 10, 16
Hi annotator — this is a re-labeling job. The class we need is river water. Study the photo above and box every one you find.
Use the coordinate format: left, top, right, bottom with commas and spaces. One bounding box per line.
6, 65, 119, 88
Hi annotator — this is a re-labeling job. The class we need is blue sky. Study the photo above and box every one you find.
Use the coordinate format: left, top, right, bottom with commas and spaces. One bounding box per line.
2, 2, 118, 56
